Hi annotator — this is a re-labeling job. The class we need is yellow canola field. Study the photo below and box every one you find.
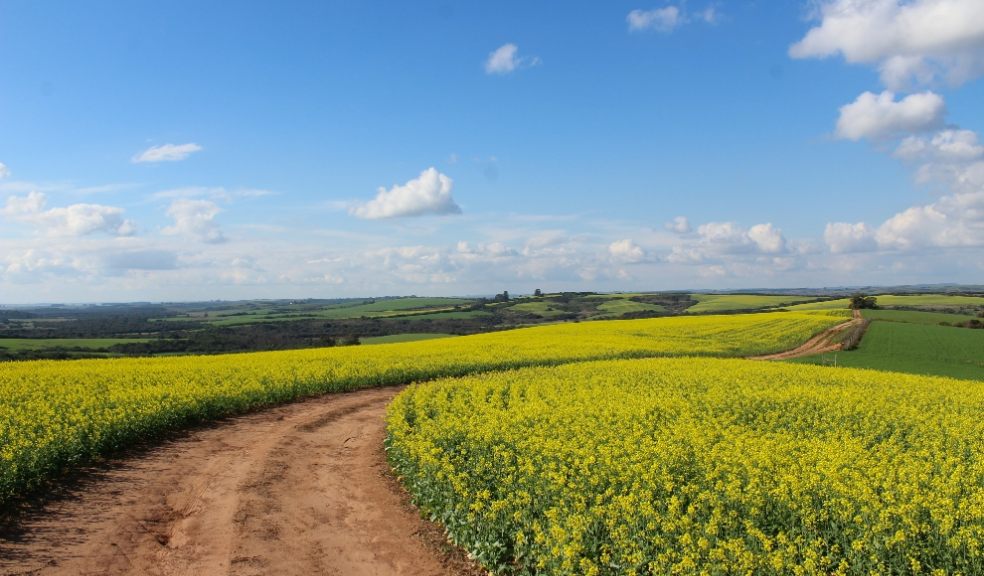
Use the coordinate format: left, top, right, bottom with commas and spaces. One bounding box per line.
388, 358, 984, 576
0, 312, 842, 505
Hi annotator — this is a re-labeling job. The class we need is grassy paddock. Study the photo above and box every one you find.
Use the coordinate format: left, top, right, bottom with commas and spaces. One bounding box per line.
789, 320, 983, 380
596, 298, 666, 316
785, 294, 984, 313
860, 309, 979, 325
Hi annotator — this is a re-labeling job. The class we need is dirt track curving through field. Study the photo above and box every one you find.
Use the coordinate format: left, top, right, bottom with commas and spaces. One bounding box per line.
0, 387, 482, 576
749, 309, 863, 361
1, 315, 865, 575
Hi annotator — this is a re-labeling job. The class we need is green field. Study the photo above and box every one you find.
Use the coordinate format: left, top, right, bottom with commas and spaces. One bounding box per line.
358, 333, 453, 345
790, 320, 984, 380
0, 338, 150, 351
874, 294, 984, 308
687, 294, 818, 313
861, 309, 979, 325
379, 309, 491, 321
595, 298, 665, 316
508, 301, 569, 318
165, 297, 478, 326
785, 293, 984, 312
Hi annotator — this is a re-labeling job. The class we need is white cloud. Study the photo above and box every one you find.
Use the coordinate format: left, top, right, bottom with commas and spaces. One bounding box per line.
1, 191, 135, 236
747, 223, 786, 253
164, 199, 226, 243
824, 186, 984, 253
351, 167, 461, 219
835, 91, 945, 141
132, 143, 203, 163
896, 128, 984, 161
697, 221, 747, 245
692, 221, 787, 256
875, 191, 984, 250
484, 44, 540, 75
666, 245, 703, 263
824, 222, 877, 253
2, 248, 82, 278
609, 239, 645, 263
790, 0, 984, 89
2, 191, 46, 217
0, 163, 9, 179
627, 7, 681, 32
665, 215, 691, 233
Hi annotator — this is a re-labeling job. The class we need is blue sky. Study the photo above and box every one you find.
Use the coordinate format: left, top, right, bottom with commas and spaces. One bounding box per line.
1, 1, 983, 302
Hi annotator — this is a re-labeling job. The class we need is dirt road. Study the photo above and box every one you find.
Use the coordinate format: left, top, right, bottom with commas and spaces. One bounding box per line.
1, 314, 867, 575
749, 309, 863, 361
0, 387, 481, 576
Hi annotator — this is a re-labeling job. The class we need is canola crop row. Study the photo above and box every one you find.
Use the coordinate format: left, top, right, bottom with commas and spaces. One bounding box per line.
387, 358, 984, 576
0, 312, 842, 506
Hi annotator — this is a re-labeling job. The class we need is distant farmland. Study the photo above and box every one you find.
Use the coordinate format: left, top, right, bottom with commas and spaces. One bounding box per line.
789, 310, 983, 380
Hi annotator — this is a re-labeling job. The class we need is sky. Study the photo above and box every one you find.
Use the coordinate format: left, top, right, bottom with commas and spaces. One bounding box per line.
1, 0, 983, 302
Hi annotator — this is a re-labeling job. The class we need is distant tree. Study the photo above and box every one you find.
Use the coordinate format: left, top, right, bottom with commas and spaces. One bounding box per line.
849, 294, 878, 309
503, 290, 510, 302
534, 288, 542, 297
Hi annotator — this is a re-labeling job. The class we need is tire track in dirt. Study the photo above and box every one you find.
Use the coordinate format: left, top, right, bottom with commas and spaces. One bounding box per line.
749, 309, 864, 361
0, 387, 482, 576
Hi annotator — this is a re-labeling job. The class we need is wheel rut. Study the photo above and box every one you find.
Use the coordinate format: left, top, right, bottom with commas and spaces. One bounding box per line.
749, 309, 864, 360
0, 387, 480, 576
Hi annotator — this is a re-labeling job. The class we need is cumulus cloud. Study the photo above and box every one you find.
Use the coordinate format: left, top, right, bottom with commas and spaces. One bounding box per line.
835, 91, 945, 141
1, 191, 46, 217
132, 143, 203, 163
790, 0, 984, 90
665, 215, 691, 233
1, 191, 136, 236
609, 239, 645, 263
792, 3, 984, 261
351, 167, 461, 219
627, 7, 682, 32
747, 223, 786, 253
484, 44, 540, 75
2, 248, 83, 278
875, 191, 984, 250
0, 162, 9, 179
896, 128, 984, 161
164, 199, 226, 243
824, 222, 878, 253
656, 220, 795, 272
694, 221, 787, 255
825, 186, 984, 253
697, 221, 747, 245
666, 245, 704, 264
